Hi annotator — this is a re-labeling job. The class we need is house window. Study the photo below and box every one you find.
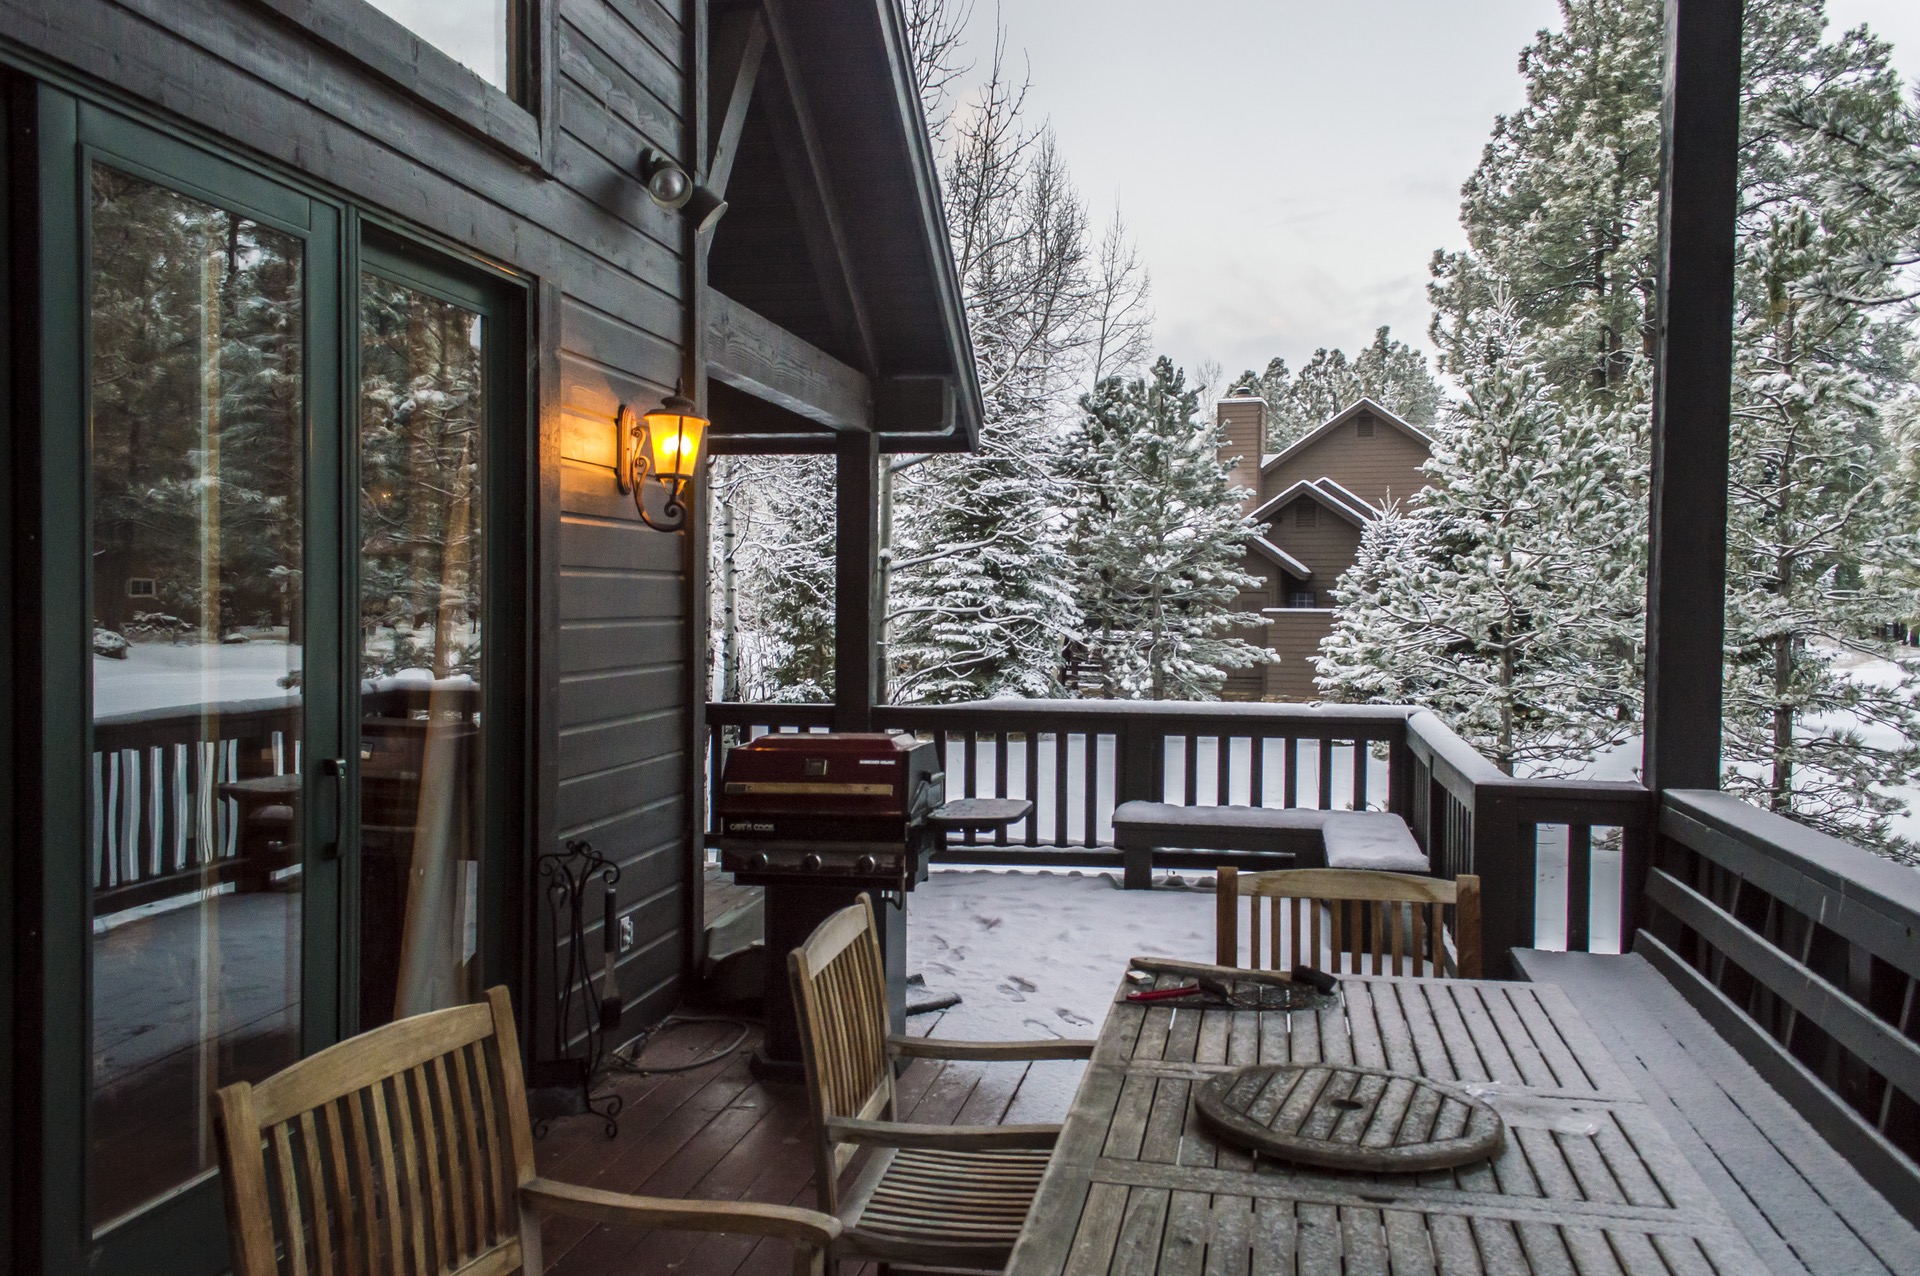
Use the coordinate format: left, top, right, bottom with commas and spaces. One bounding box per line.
365, 0, 528, 99
1288, 591, 1319, 608
124, 577, 156, 599
1356, 416, 1375, 438
1295, 502, 1317, 528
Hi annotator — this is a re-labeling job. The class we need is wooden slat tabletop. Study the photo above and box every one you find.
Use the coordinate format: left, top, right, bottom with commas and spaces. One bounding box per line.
1007, 973, 1767, 1275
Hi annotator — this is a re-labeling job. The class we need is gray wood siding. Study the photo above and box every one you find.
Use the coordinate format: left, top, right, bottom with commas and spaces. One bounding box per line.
1, 0, 698, 1029
1262, 417, 1430, 510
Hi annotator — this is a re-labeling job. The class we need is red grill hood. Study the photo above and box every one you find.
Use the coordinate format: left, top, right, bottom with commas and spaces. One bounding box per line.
716, 732, 942, 844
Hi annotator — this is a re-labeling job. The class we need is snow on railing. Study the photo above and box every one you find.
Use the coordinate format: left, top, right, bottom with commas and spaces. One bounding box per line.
705, 698, 1654, 973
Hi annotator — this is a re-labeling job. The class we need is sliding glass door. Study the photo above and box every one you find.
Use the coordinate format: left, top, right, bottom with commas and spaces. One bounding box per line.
19, 91, 525, 1275
87, 156, 318, 1235
60, 102, 347, 1271
352, 244, 520, 1034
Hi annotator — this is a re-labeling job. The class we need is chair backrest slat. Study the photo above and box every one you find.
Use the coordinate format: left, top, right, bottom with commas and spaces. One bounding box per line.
408, 1066, 449, 1270
213, 987, 536, 1276
1216, 868, 1483, 980
294, 1110, 335, 1276
787, 896, 897, 1214
268, 1122, 309, 1276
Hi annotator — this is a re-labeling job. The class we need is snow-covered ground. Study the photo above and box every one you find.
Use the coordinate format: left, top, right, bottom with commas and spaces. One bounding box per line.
92, 638, 302, 716
908, 867, 1219, 1123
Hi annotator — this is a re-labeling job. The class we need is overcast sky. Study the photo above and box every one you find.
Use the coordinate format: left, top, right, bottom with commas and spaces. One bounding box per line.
950, 1, 1920, 388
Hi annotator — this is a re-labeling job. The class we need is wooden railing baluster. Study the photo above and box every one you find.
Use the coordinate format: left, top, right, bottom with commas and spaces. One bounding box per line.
1024, 731, 1041, 847
1567, 824, 1593, 953
1053, 732, 1070, 846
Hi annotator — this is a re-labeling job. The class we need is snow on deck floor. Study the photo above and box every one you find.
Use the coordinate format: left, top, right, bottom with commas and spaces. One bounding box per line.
905, 866, 1224, 1121
907, 866, 1219, 1036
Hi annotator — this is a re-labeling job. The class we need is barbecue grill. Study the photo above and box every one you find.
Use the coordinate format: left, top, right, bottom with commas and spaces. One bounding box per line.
714, 732, 1031, 1079
715, 733, 941, 1079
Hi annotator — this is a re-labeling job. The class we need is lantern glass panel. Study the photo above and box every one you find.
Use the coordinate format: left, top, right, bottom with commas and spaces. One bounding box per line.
646, 410, 705, 481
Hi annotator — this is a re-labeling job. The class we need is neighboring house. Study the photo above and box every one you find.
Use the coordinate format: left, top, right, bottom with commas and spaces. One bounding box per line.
1216, 396, 1433, 701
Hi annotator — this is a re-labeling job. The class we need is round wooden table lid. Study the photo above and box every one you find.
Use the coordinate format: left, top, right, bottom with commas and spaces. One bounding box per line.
1195, 1064, 1504, 1172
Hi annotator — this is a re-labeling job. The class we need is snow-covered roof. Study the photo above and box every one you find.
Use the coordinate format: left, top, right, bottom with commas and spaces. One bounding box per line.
1312, 476, 1377, 522
1249, 478, 1374, 528
1247, 536, 1312, 579
1259, 397, 1433, 474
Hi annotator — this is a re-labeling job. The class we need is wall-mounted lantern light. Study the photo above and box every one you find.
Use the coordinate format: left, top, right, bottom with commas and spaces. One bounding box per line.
638, 148, 729, 235
617, 390, 707, 532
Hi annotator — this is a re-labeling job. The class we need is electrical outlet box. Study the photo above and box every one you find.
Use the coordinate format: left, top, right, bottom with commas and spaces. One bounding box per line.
618, 915, 635, 953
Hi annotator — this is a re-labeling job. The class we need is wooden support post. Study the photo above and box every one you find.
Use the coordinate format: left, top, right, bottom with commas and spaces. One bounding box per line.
1643, 0, 1744, 797
1469, 785, 1528, 977
833, 430, 878, 731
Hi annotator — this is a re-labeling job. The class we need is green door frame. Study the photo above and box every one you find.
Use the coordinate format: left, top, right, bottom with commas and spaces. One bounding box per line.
349, 230, 531, 1037
21, 83, 347, 1274
12, 80, 535, 1275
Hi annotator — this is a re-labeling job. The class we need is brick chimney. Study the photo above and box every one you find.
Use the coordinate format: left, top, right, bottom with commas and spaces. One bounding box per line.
1216, 394, 1267, 515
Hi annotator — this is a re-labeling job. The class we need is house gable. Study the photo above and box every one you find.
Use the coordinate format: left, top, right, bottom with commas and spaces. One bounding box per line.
1259, 398, 1432, 511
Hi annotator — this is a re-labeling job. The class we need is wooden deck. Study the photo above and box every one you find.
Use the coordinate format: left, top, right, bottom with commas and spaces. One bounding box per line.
529, 963, 1920, 1276
1517, 950, 1920, 1276
530, 1007, 1064, 1276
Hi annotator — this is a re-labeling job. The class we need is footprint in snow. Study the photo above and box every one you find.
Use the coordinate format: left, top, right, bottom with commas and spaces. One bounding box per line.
974, 914, 1003, 930
1006, 975, 1037, 992
1055, 1007, 1093, 1027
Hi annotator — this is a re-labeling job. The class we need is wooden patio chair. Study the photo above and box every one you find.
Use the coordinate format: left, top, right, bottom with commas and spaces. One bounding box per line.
212, 986, 840, 1276
1215, 867, 1482, 979
787, 896, 1096, 1272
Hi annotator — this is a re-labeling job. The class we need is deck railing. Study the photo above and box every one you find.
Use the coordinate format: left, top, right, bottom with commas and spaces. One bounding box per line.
92, 697, 300, 915
704, 699, 1653, 973
90, 685, 477, 916
1642, 789, 1920, 1217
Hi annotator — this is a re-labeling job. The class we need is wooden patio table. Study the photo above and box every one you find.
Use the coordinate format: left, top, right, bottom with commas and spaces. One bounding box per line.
1006, 970, 1767, 1275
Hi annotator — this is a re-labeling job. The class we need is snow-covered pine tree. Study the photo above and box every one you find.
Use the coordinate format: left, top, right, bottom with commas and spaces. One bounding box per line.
1066, 357, 1271, 700
887, 42, 1093, 703
1719, 199, 1920, 857
1389, 0, 1920, 854
706, 454, 837, 703
1231, 327, 1444, 450
1316, 306, 1643, 774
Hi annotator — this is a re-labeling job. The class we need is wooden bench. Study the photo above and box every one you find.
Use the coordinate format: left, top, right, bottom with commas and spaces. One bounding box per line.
1110, 801, 1426, 889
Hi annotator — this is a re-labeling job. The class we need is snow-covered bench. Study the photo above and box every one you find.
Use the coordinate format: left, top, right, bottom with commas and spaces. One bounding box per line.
1110, 801, 1427, 889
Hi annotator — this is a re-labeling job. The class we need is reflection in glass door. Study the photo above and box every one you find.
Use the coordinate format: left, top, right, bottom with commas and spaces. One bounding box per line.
87, 164, 307, 1230
355, 268, 488, 1029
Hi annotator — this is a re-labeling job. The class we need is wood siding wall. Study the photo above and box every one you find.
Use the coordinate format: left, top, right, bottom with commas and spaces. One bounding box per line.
1216, 397, 1265, 516
1263, 500, 1363, 585
1263, 609, 1335, 703
0, 0, 698, 1033
1261, 413, 1429, 510
1224, 555, 1279, 702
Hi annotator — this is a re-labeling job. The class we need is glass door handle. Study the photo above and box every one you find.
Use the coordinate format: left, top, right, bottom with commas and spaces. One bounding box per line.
319, 757, 348, 860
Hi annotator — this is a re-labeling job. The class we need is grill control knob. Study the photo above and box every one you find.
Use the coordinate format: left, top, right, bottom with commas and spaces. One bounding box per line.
749, 852, 770, 872
801, 853, 823, 872
855, 855, 878, 875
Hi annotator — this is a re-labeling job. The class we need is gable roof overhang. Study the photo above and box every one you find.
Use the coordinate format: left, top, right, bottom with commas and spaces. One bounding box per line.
1247, 536, 1313, 579
701, 0, 982, 455
1249, 478, 1375, 529
1311, 476, 1378, 522
1259, 397, 1433, 475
